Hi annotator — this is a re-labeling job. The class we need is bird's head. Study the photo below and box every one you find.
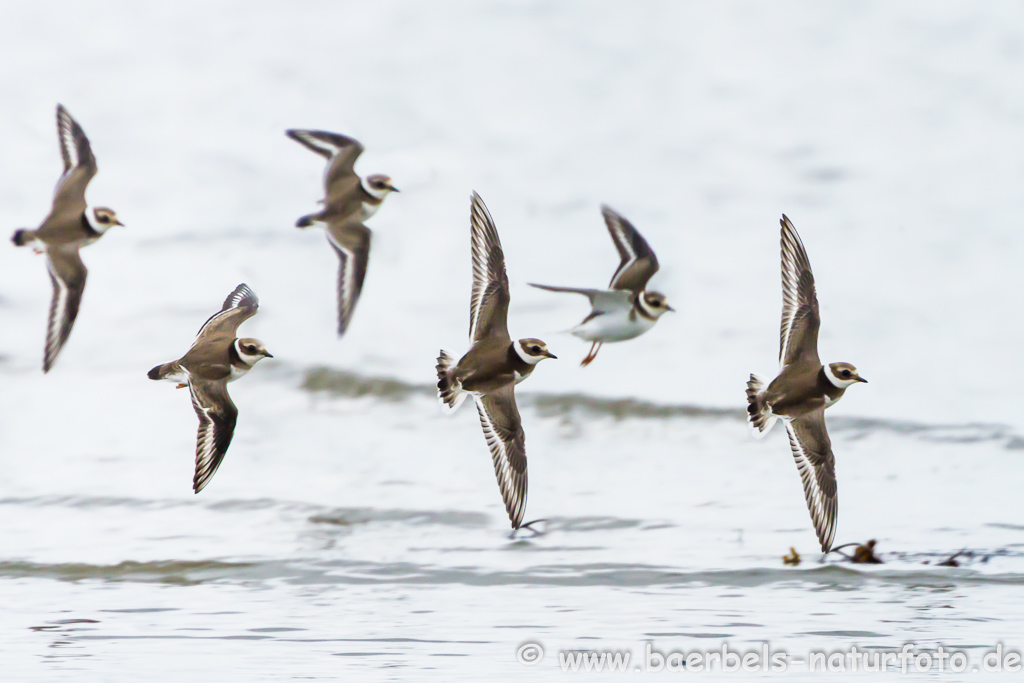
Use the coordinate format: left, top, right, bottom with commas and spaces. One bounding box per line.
640, 290, 674, 318
89, 207, 124, 233
825, 362, 867, 388
365, 174, 399, 199
516, 338, 557, 365
235, 338, 274, 366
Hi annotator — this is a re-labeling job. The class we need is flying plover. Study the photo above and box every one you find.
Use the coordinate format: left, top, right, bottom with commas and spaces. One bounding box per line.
746, 215, 867, 552
286, 129, 398, 336
11, 105, 123, 372
436, 192, 556, 529
148, 284, 272, 493
530, 206, 672, 366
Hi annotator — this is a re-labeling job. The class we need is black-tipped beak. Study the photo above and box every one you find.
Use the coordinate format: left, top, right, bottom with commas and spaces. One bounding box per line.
114, 220, 125, 227
665, 304, 676, 313
545, 351, 557, 359
388, 185, 400, 193
856, 376, 867, 383
263, 351, 274, 359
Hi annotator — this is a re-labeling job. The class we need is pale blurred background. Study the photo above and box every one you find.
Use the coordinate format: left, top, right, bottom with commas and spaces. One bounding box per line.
1, 2, 1022, 680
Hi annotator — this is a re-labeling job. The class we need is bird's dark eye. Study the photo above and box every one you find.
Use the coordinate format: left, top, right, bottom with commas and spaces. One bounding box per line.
98, 215, 110, 223
530, 346, 540, 353
246, 345, 256, 353
841, 370, 851, 377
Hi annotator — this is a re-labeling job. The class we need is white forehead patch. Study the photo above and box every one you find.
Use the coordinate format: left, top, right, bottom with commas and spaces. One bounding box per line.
514, 341, 545, 365
824, 364, 858, 388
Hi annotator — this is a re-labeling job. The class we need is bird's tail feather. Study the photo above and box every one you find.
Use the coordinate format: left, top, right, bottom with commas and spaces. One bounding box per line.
296, 212, 322, 228
746, 373, 777, 435
11, 229, 35, 246
148, 361, 181, 381
436, 350, 466, 413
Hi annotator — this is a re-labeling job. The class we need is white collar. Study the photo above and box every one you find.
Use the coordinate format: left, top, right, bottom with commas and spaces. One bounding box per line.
84, 210, 113, 235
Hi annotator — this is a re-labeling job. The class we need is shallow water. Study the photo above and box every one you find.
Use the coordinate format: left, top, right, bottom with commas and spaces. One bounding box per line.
2, 0, 1024, 680
2, 367, 1023, 679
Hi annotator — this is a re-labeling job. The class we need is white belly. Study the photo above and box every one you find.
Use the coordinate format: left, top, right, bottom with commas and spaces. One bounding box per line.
229, 364, 251, 382
361, 202, 380, 220
571, 310, 656, 343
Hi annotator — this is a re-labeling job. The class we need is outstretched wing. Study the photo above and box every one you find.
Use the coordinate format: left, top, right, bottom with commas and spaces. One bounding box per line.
42, 246, 88, 373
475, 386, 528, 529
468, 192, 511, 343
779, 215, 821, 367
602, 205, 659, 294
194, 283, 259, 343
528, 283, 632, 323
785, 411, 838, 552
325, 219, 372, 336
285, 129, 364, 199
51, 105, 98, 220
188, 380, 238, 494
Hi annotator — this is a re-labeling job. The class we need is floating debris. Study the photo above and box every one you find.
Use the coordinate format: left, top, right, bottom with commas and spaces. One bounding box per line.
852, 540, 883, 564
937, 549, 968, 567
826, 540, 883, 564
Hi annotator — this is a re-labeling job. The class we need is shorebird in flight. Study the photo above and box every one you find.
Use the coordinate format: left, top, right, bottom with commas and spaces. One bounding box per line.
436, 193, 556, 529
746, 215, 867, 552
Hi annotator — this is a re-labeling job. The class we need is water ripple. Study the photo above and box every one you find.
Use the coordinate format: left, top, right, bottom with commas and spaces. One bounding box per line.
3, 559, 1021, 588
300, 366, 1023, 448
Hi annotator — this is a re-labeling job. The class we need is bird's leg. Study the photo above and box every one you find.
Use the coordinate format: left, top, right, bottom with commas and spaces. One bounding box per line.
580, 343, 595, 366
580, 342, 602, 367
176, 383, 187, 389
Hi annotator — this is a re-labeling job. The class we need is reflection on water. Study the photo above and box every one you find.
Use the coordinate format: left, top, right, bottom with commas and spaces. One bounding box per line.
303, 366, 1023, 447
